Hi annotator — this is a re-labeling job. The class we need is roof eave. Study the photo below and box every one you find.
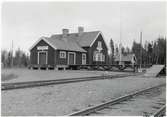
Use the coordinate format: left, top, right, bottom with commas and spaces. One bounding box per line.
29, 37, 57, 51
89, 31, 101, 47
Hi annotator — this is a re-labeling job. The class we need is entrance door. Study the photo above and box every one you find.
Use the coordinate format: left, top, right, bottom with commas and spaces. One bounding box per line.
82, 54, 86, 65
68, 52, 75, 65
38, 52, 47, 65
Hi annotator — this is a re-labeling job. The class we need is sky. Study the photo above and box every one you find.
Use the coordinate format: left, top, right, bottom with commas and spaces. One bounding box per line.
2, 1, 166, 54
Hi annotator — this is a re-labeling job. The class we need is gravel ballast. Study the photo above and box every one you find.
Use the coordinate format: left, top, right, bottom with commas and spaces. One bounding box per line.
2, 68, 131, 83
2, 77, 165, 116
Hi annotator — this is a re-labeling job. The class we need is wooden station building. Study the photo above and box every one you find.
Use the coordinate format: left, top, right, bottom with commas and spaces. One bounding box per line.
29, 27, 109, 69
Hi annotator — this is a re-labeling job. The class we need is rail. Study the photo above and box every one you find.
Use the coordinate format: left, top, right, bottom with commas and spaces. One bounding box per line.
69, 84, 165, 116
153, 105, 166, 117
2, 73, 141, 90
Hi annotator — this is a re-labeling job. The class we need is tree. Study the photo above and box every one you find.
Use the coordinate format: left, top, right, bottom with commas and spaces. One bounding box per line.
14, 48, 22, 67
152, 41, 158, 64
121, 46, 125, 55
115, 44, 119, 56
109, 38, 114, 64
156, 37, 166, 64
131, 37, 166, 66
110, 38, 114, 56
147, 42, 153, 64
1, 48, 30, 68
125, 47, 131, 55
1, 50, 8, 67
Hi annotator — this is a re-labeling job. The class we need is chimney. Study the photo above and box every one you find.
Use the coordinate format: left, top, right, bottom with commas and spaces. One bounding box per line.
62, 29, 69, 37
78, 26, 84, 36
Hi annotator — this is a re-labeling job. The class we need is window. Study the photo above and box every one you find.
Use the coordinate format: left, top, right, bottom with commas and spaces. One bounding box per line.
97, 53, 101, 61
93, 51, 105, 62
82, 54, 86, 64
102, 55, 105, 61
60, 51, 66, 58
98, 41, 102, 48
97, 41, 103, 51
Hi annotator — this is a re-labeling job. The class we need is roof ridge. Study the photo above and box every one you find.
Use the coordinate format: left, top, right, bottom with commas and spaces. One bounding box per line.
50, 30, 100, 37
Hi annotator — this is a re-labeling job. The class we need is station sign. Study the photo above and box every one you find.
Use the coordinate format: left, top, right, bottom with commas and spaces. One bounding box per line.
37, 46, 48, 50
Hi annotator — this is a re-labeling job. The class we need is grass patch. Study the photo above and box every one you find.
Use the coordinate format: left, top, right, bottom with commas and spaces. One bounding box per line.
1, 73, 18, 81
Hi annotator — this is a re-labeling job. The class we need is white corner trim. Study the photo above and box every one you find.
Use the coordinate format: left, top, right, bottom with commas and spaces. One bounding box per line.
90, 32, 101, 47
100, 31, 109, 51
29, 37, 57, 51
68, 52, 76, 65
37, 51, 48, 65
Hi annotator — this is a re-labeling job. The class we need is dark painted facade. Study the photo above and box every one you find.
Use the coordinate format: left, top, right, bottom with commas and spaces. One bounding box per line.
30, 40, 55, 66
30, 40, 86, 66
54, 50, 85, 65
30, 32, 108, 67
83, 34, 108, 65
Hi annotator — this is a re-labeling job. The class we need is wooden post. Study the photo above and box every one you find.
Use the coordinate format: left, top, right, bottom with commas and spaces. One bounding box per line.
140, 31, 142, 69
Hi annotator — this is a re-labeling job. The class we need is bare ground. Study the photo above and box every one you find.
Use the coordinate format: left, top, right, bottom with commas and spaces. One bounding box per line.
1, 68, 131, 83
2, 75, 165, 116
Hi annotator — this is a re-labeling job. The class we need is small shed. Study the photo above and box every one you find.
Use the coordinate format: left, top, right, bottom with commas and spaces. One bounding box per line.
114, 54, 137, 66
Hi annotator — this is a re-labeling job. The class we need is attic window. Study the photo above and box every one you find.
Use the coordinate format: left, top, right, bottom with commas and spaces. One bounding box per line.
98, 41, 102, 48
60, 51, 66, 58
97, 41, 102, 51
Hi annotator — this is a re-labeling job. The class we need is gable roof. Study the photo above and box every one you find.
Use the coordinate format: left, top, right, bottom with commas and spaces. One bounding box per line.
75, 31, 100, 47
50, 31, 100, 47
29, 37, 57, 50
30, 31, 101, 52
47, 35, 86, 52
114, 54, 136, 62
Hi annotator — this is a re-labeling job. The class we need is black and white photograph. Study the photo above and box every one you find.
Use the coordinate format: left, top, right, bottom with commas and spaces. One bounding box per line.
1, 1, 166, 116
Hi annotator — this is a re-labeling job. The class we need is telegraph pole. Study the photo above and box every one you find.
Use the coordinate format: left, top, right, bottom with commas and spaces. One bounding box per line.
119, 5, 122, 65
11, 40, 13, 67
140, 31, 142, 69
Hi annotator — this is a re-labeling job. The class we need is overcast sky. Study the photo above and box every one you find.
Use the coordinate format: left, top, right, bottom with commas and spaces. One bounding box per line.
2, 1, 166, 53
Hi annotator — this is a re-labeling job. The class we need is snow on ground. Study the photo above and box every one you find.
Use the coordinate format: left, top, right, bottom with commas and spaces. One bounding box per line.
2, 76, 165, 116
1, 68, 131, 83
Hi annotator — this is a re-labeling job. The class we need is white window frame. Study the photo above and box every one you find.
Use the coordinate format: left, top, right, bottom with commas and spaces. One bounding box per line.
37, 51, 48, 64
82, 53, 86, 65
97, 41, 103, 52
102, 54, 105, 62
59, 51, 66, 58
68, 52, 76, 65
93, 52, 105, 62
97, 53, 101, 61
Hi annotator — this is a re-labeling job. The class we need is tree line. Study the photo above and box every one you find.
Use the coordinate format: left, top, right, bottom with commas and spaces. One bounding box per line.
109, 37, 166, 66
1, 48, 30, 68
1, 37, 166, 68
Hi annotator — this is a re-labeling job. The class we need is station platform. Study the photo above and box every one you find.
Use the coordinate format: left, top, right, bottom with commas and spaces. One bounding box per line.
144, 65, 165, 77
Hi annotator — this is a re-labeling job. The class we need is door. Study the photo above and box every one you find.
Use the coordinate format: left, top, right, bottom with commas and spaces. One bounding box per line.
68, 52, 75, 65
82, 53, 86, 65
38, 52, 47, 65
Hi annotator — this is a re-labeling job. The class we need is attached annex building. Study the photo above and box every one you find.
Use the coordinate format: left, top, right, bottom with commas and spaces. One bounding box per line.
30, 27, 108, 69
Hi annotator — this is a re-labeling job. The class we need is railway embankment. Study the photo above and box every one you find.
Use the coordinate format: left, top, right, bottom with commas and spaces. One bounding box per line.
2, 75, 165, 116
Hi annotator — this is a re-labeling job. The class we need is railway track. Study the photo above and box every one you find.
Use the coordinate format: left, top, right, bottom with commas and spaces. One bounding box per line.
69, 83, 166, 116
153, 105, 166, 117
2, 73, 141, 90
